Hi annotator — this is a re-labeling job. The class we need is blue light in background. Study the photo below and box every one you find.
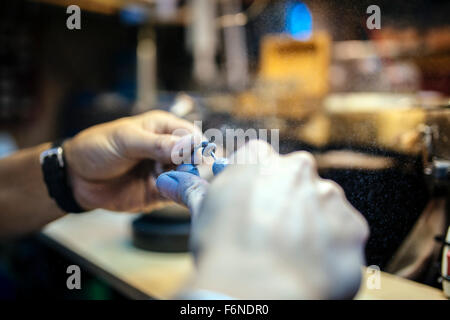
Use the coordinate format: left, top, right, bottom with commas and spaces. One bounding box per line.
120, 4, 148, 26
285, 1, 313, 40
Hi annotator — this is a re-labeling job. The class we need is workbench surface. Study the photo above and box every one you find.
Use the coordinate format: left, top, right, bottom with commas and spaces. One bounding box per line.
41, 210, 446, 300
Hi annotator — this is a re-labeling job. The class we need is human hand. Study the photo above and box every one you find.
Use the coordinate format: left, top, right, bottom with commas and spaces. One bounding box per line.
157, 140, 369, 299
64, 110, 201, 212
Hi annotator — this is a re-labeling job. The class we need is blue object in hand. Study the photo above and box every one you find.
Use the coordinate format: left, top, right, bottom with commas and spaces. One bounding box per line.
176, 163, 200, 176
212, 158, 229, 176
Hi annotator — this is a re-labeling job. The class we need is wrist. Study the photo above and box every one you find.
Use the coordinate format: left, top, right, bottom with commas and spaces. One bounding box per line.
40, 140, 86, 213
190, 250, 312, 299
62, 139, 77, 195
62, 139, 94, 212
176, 288, 235, 300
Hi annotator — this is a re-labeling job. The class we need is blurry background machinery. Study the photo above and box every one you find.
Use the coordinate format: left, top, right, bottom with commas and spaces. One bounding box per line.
0, 0, 449, 297
235, 32, 330, 119
421, 107, 450, 290
0, 2, 39, 129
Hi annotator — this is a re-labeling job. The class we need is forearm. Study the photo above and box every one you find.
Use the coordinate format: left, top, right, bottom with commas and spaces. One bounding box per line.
0, 143, 65, 238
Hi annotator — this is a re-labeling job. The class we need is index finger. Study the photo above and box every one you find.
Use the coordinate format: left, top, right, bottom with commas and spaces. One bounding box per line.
142, 110, 201, 136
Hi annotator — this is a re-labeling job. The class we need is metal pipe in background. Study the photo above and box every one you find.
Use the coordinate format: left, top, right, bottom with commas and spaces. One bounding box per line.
135, 27, 157, 114
190, 0, 218, 86
221, 0, 249, 91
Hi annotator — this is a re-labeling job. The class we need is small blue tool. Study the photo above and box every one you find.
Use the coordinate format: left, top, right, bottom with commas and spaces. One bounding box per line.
176, 141, 228, 176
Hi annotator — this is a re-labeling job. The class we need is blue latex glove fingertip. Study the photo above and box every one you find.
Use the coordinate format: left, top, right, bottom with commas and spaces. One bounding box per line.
156, 172, 179, 200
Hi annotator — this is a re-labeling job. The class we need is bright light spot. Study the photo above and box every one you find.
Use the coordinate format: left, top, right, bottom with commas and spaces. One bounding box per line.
285, 1, 313, 40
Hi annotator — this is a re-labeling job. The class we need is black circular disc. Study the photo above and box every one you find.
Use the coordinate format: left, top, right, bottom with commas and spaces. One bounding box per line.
131, 205, 191, 253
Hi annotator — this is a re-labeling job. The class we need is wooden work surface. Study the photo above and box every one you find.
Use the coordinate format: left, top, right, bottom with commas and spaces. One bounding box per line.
41, 210, 447, 300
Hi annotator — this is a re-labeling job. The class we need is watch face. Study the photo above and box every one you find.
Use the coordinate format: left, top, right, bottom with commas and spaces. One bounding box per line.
40, 147, 64, 167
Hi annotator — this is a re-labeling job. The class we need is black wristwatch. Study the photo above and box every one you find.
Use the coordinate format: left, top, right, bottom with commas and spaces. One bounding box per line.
40, 140, 85, 213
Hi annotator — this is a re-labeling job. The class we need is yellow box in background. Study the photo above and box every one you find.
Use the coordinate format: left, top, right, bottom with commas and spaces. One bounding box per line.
259, 32, 331, 98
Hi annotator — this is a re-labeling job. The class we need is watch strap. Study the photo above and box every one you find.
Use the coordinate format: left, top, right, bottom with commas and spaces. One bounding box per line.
41, 140, 85, 213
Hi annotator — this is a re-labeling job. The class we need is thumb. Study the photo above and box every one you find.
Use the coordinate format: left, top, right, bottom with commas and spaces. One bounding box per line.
122, 129, 182, 163
156, 171, 209, 217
